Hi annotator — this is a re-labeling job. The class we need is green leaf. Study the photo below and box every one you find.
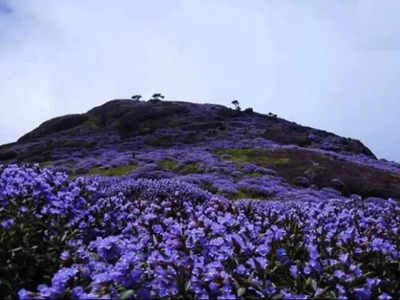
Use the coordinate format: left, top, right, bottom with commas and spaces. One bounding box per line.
270, 265, 279, 273
120, 289, 134, 300
272, 293, 283, 299
305, 277, 312, 288
10, 247, 23, 253
311, 279, 317, 291
237, 287, 246, 297
152, 234, 158, 244
61, 232, 68, 242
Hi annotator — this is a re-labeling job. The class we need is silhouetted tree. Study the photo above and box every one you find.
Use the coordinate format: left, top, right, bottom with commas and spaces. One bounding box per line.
131, 95, 142, 101
151, 93, 165, 100
232, 100, 241, 111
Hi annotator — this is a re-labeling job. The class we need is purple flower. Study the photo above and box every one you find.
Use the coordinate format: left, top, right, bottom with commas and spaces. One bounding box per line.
339, 253, 349, 265
271, 225, 286, 240
51, 267, 78, 294
1, 218, 15, 229
281, 289, 308, 299
37, 284, 56, 298
131, 269, 141, 283
210, 237, 225, 247
378, 292, 392, 300
256, 243, 270, 256
290, 265, 299, 278
18, 289, 32, 300
209, 282, 219, 293
334, 270, 345, 280
231, 233, 246, 250
71, 286, 86, 298
336, 284, 347, 299
372, 238, 384, 250
349, 264, 362, 277
309, 259, 321, 272
366, 277, 381, 289
255, 257, 268, 269
60, 250, 71, 261
303, 265, 312, 275
308, 244, 319, 260
276, 248, 290, 264
235, 264, 247, 276
354, 287, 371, 300
152, 224, 163, 234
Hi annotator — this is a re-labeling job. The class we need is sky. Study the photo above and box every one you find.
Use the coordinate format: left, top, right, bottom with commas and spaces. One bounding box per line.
0, 0, 399, 162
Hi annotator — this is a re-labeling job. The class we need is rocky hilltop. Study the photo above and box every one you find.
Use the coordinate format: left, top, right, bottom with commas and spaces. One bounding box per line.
1, 99, 400, 200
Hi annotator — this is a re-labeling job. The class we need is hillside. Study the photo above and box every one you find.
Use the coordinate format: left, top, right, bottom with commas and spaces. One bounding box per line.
1, 99, 399, 299
1, 99, 400, 200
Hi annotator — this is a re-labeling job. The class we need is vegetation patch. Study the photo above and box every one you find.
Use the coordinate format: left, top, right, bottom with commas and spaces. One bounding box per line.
182, 134, 202, 145
216, 147, 400, 199
200, 182, 219, 194
229, 188, 273, 200
158, 159, 201, 175
246, 172, 264, 178
73, 164, 137, 177
391, 173, 400, 182
216, 148, 291, 166
39, 161, 54, 168
144, 135, 175, 148
80, 116, 101, 130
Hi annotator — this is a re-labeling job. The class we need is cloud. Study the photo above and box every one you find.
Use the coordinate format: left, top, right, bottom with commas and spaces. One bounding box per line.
0, 0, 399, 162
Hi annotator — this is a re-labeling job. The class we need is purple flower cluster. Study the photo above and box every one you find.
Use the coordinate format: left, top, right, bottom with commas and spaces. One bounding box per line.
1, 164, 399, 299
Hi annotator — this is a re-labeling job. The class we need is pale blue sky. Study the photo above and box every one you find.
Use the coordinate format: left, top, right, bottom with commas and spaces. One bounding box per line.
0, 0, 399, 162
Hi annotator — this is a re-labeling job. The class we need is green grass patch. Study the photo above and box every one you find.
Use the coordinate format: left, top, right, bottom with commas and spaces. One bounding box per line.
183, 134, 201, 144
144, 136, 175, 148
81, 115, 101, 130
179, 163, 201, 174
158, 159, 179, 171
229, 188, 272, 200
158, 159, 201, 175
200, 182, 219, 194
73, 163, 137, 178
247, 172, 264, 178
216, 148, 291, 167
39, 161, 54, 168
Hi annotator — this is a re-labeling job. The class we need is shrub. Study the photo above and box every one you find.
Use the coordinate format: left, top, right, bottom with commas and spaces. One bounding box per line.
150, 93, 165, 101
0, 164, 96, 299
231, 100, 241, 111
131, 95, 142, 101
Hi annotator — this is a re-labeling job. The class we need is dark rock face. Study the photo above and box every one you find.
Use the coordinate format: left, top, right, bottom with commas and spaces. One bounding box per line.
262, 120, 376, 158
0, 150, 17, 161
18, 114, 89, 142
1, 98, 398, 200
116, 104, 189, 138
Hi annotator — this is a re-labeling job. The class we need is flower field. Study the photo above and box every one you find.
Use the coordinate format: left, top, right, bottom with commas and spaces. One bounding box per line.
1, 164, 399, 299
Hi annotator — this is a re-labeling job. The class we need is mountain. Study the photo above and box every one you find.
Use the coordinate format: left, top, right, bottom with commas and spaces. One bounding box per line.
1, 98, 399, 200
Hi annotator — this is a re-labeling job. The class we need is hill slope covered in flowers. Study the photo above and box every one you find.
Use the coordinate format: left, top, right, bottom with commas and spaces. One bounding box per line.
0, 99, 399, 299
